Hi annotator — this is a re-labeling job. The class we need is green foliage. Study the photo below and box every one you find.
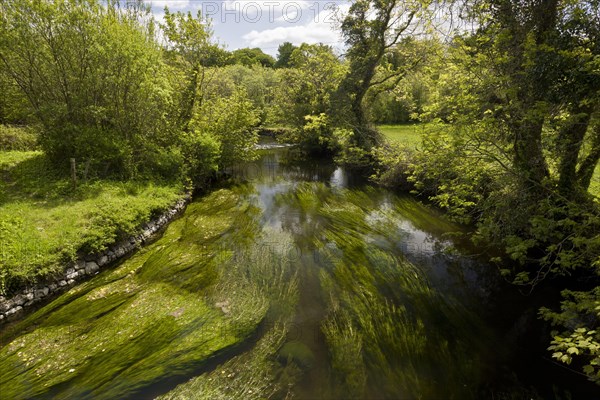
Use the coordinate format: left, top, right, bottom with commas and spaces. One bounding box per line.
541, 287, 600, 383
371, 141, 413, 189
280, 114, 340, 155
274, 44, 345, 130
0, 125, 38, 151
230, 48, 275, 68
274, 41, 297, 68
161, 7, 226, 131
180, 131, 220, 186
408, 123, 504, 224
590, 164, 600, 197
365, 38, 439, 124
335, 142, 374, 171
335, 0, 431, 149
206, 64, 280, 125
0, 0, 174, 176
161, 8, 218, 67
191, 88, 259, 169
0, 68, 31, 124
365, 2, 600, 378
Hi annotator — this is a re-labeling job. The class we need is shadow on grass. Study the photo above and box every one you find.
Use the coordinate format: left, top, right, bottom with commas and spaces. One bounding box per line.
0, 152, 174, 208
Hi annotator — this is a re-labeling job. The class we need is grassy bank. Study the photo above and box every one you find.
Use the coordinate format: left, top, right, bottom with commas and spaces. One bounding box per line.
0, 150, 184, 294
0, 187, 299, 399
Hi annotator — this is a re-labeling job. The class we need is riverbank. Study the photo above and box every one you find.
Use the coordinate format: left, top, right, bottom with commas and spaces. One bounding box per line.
0, 194, 190, 323
0, 150, 187, 300
377, 123, 600, 197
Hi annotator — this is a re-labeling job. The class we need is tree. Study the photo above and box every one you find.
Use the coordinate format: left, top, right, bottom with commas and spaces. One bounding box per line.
191, 88, 259, 169
335, 0, 429, 150
161, 8, 226, 131
274, 41, 297, 68
0, 67, 31, 124
364, 37, 439, 124
230, 48, 275, 68
395, 1, 600, 378
0, 0, 173, 176
275, 44, 345, 128
466, 0, 600, 194
219, 64, 280, 125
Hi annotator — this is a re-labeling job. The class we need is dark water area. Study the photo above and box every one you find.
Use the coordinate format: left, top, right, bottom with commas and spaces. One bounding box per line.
1, 140, 598, 399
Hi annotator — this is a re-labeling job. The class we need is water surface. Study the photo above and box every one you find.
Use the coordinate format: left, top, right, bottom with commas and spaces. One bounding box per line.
0, 143, 594, 399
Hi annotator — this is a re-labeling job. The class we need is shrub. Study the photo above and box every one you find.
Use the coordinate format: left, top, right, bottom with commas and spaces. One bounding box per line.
0, 125, 38, 151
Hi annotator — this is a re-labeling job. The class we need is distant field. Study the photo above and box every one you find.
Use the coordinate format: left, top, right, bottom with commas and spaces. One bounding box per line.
377, 124, 423, 148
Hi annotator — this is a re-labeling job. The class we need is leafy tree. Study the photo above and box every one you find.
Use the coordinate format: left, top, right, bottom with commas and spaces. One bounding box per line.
191, 88, 259, 169
275, 44, 345, 127
376, 0, 600, 378
335, 0, 430, 150
274, 41, 297, 68
0, 67, 31, 124
463, 0, 600, 195
161, 8, 226, 131
230, 48, 275, 68
0, 0, 173, 176
365, 37, 439, 123
274, 44, 346, 153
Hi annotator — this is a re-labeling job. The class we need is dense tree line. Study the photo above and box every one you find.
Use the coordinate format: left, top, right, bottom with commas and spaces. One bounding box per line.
0, 0, 342, 182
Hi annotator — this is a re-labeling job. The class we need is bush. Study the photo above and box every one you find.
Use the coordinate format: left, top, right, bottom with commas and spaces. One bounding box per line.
0, 125, 38, 151
370, 142, 413, 190
181, 130, 220, 187
1, 0, 173, 177
541, 287, 600, 383
279, 114, 341, 155
191, 88, 259, 170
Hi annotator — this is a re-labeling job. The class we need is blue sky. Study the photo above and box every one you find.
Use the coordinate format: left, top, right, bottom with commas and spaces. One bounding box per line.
147, 1, 351, 55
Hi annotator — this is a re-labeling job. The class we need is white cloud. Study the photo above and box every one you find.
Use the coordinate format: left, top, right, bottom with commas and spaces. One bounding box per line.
242, 5, 349, 48
148, 0, 190, 9
243, 21, 338, 47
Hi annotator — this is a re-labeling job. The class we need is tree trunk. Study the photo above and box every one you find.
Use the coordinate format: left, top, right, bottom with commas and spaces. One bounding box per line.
513, 119, 549, 185
557, 106, 592, 196
577, 118, 600, 190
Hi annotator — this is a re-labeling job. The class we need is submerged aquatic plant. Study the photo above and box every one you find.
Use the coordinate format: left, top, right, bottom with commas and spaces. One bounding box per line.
158, 323, 301, 400
0, 189, 288, 399
1, 156, 520, 400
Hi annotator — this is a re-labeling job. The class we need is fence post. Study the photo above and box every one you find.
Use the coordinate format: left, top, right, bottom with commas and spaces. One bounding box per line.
70, 158, 77, 189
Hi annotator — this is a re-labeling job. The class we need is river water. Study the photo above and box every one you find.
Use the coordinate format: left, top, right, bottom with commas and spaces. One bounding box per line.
0, 142, 596, 399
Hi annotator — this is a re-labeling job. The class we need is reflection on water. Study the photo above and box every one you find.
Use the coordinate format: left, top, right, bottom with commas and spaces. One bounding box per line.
0, 142, 595, 399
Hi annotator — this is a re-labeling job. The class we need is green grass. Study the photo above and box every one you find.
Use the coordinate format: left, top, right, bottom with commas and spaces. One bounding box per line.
377, 124, 424, 148
0, 150, 184, 294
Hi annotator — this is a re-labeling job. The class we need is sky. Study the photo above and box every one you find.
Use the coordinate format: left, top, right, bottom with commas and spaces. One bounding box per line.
147, 1, 351, 56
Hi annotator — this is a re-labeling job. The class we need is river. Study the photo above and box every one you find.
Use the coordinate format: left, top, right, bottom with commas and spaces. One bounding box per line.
0, 141, 596, 399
